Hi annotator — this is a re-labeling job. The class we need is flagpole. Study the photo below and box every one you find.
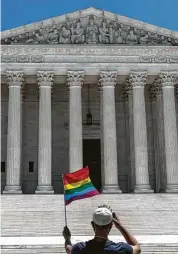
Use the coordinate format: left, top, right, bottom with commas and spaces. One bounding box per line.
62, 174, 67, 226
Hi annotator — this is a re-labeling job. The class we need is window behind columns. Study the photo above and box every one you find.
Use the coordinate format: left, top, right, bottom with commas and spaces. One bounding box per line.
29, 162, 34, 173
1, 162, 5, 172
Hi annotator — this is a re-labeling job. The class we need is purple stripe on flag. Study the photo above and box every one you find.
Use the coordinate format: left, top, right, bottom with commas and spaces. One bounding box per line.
65, 190, 99, 205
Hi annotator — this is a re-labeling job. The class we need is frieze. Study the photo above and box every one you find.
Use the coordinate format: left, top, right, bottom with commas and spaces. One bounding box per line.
1, 14, 178, 46
2, 45, 178, 56
2, 54, 178, 64
43, 55, 139, 63
1, 45, 178, 63
2, 54, 44, 63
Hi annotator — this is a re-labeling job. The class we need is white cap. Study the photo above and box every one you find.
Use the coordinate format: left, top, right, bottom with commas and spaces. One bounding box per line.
92, 207, 113, 226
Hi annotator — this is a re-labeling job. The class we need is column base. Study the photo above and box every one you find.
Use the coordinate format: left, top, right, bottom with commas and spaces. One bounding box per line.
165, 184, 178, 193
134, 184, 153, 193
3, 185, 22, 194
102, 185, 122, 194
35, 185, 54, 194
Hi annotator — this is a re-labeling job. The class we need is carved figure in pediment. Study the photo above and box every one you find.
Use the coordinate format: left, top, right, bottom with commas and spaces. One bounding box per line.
71, 22, 85, 44
148, 32, 159, 44
33, 33, 45, 43
116, 28, 124, 44
126, 30, 138, 44
59, 26, 71, 43
125, 25, 131, 32
133, 27, 141, 36
108, 24, 114, 43
86, 17, 98, 43
173, 39, 178, 45
47, 29, 59, 44
113, 28, 123, 44
3, 38, 10, 44
119, 24, 128, 42
160, 35, 171, 45
109, 22, 122, 44
26, 28, 49, 44
11, 37, 19, 44
98, 21, 110, 44
80, 16, 89, 27
36, 28, 50, 43
139, 33, 149, 44
25, 31, 36, 44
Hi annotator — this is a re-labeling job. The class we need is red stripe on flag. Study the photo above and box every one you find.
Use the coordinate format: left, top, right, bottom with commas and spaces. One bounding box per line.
63, 166, 89, 185
65, 190, 99, 205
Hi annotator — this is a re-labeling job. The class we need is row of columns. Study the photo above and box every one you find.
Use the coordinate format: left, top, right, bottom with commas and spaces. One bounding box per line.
3, 70, 178, 194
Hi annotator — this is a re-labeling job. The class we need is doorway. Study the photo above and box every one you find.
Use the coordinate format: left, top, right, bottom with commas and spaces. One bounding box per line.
83, 139, 101, 191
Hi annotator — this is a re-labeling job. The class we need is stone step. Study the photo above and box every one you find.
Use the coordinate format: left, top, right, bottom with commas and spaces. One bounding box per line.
2, 194, 178, 237
2, 245, 178, 254
1, 235, 178, 254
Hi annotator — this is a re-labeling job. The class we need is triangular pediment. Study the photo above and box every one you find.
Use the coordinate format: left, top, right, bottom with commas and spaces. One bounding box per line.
1, 7, 178, 45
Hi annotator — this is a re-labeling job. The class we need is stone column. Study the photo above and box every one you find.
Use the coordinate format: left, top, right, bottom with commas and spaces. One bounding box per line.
35, 71, 54, 194
125, 83, 135, 192
99, 71, 122, 193
67, 71, 84, 172
152, 83, 166, 192
149, 84, 160, 192
176, 85, 178, 135
98, 85, 104, 187
129, 71, 153, 193
159, 71, 178, 192
3, 70, 23, 194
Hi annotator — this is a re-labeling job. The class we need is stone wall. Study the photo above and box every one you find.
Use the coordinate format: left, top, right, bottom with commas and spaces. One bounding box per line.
1, 84, 8, 192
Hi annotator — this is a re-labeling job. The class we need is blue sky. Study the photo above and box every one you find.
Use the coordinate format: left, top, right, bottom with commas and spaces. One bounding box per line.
1, 0, 178, 31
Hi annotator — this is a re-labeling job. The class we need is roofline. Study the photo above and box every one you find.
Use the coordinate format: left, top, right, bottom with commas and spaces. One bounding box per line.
1, 7, 178, 40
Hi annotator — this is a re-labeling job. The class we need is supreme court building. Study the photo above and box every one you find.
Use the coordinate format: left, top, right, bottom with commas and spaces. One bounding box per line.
1, 8, 178, 194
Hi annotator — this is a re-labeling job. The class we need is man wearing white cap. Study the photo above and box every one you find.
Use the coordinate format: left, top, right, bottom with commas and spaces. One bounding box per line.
63, 204, 141, 254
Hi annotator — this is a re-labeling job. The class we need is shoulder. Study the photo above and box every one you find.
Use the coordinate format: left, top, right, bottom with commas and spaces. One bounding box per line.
71, 242, 86, 254
106, 241, 133, 253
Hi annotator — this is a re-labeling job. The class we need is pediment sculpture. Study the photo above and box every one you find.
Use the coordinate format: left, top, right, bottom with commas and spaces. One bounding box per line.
1, 14, 178, 46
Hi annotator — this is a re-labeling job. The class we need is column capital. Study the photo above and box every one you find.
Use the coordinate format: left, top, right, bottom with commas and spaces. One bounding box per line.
67, 70, 84, 88
159, 71, 178, 88
37, 71, 54, 87
99, 71, 117, 88
6, 70, 24, 87
129, 71, 147, 88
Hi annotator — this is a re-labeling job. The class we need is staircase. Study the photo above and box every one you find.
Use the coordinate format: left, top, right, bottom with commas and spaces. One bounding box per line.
1, 194, 178, 253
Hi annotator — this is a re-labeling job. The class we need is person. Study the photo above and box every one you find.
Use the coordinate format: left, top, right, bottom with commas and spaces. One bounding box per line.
62, 205, 141, 254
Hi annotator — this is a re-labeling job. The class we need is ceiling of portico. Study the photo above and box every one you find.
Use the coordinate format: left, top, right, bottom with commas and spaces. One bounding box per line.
1, 7, 178, 46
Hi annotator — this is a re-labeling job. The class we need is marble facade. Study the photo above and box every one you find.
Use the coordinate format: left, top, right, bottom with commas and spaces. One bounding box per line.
1, 8, 178, 194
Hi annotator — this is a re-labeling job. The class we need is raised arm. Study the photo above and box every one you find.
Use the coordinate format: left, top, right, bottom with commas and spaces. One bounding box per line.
63, 226, 72, 254
112, 213, 141, 254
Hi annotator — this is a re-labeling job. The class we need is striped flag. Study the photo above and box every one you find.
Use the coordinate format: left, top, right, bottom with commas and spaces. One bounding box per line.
63, 166, 99, 205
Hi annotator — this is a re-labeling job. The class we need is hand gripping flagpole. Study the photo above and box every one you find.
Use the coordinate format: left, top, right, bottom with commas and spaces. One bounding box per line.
62, 174, 67, 226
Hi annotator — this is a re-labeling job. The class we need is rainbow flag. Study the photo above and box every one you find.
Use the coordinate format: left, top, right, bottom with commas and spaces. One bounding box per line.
63, 166, 99, 205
